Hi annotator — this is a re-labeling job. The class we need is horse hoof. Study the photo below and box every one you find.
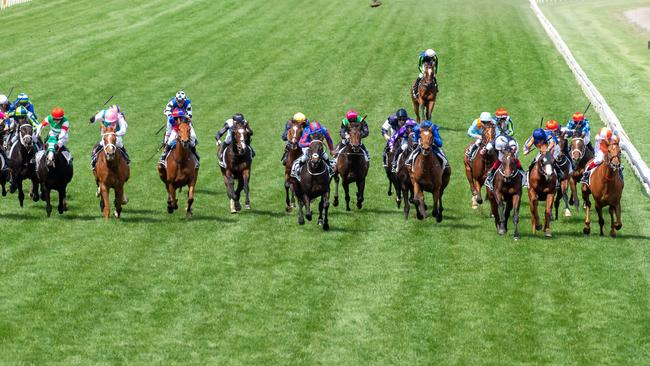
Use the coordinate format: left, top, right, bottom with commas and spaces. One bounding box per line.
609, 230, 617, 238
285, 206, 293, 213
498, 228, 505, 235
616, 223, 622, 230
96, 187, 100, 197
245, 204, 251, 210
544, 230, 552, 238
323, 222, 330, 231
333, 198, 339, 207
564, 209, 572, 217
298, 217, 305, 225
514, 235, 519, 241
167, 207, 174, 214
535, 224, 543, 231
583, 227, 590, 235
306, 214, 312, 221
436, 215, 442, 223
357, 202, 363, 210
476, 198, 483, 205
186, 211, 193, 219
387, 191, 393, 197
346, 206, 351, 212
318, 219, 323, 225
230, 209, 238, 214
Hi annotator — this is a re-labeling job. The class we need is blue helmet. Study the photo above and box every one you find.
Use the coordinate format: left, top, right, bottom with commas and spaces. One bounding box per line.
396, 108, 408, 119
533, 128, 546, 143
16, 93, 29, 105
388, 115, 398, 125
420, 120, 433, 129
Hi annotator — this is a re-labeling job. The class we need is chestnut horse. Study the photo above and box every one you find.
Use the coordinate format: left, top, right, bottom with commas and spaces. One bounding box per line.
291, 140, 331, 230
568, 133, 593, 212
408, 128, 450, 222
283, 121, 303, 212
527, 148, 557, 237
220, 121, 253, 214
463, 125, 496, 209
158, 120, 198, 218
411, 62, 437, 122
333, 122, 368, 211
487, 148, 523, 240
582, 140, 624, 237
93, 127, 130, 220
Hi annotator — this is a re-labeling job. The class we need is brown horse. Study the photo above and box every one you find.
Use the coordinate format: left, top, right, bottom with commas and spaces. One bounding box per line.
463, 125, 496, 209
333, 122, 368, 211
487, 148, 523, 240
411, 62, 438, 122
158, 120, 198, 218
396, 132, 416, 218
408, 128, 450, 222
283, 121, 303, 212
8, 119, 40, 207
582, 141, 624, 237
568, 133, 593, 212
220, 121, 253, 214
291, 140, 331, 230
554, 131, 573, 219
93, 127, 130, 220
527, 148, 557, 237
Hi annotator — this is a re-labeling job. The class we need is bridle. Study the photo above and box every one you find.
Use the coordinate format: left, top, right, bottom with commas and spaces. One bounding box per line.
102, 131, 117, 159
570, 137, 585, 163
18, 122, 34, 148
287, 124, 301, 149
307, 140, 327, 176
498, 151, 517, 182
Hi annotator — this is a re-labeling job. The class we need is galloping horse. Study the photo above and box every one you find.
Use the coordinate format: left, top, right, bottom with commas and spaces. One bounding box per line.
527, 148, 557, 237
291, 140, 331, 230
283, 121, 303, 212
487, 148, 523, 240
463, 125, 496, 209
396, 132, 416, 217
0, 146, 9, 197
568, 132, 593, 212
411, 62, 438, 122
408, 128, 450, 222
158, 119, 198, 218
93, 126, 130, 220
35, 147, 73, 217
582, 140, 624, 237
333, 122, 368, 211
8, 120, 40, 207
220, 121, 253, 214
554, 131, 573, 219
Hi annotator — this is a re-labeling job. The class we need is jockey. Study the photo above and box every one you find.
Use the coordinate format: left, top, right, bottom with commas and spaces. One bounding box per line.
415, 48, 439, 93
466, 112, 499, 158
381, 108, 409, 141
494, 107, 514, 136
581, 127, 618, 183
281, 112, 308, 164
292, 120, 335, 174
523, 127, 563, 180
338, 109, 369, 161
0, 94, 10, 112
7, 106, 40, 147
8, 93, 37, 119
163, 91, 192, 146
90, 106, 129, 168
565, 111, 594, 153
216, 113, 255, 159
485, 135, 526, 189
36, 107, 69, 154
545, 119, 571, 158
406, 120, 447, 168
387, 117, 418, 172
160, 107, 199, 164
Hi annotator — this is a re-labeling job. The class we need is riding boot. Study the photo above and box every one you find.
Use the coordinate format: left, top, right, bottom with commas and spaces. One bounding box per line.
0, 149, 9, 171
413, 77, 421, 97
90, 143, 102, 169
249, 145, 256, 158
580, 169, 590, 184
587, 141, 595, 154
190, 145, 200, 165
281, 145, 289, 164
466, 143, 477, 158
485, 168, 496, 190
159, 145, 171, 165
554, 164, 564, 181
391, 149, 401, 173
121, 147, 131, 165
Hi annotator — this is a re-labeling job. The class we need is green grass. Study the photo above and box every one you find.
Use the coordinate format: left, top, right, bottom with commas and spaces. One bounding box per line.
542, 0, 650, 159
1, 0, 650, 364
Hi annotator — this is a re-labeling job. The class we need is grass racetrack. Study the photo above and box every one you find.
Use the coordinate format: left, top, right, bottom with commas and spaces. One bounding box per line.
1, 0, 650, 364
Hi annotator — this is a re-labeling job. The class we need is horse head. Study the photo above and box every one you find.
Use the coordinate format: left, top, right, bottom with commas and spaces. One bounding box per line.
607, 137, 622, 169
18, 120, 34, 148
422, 62, 436, 84
177, 119, 191, 149
570, 133, 585, 164
538, 147, 555, 180
102, 126, 118, 162
348, 122, 362, 152
407, 131, 417, 150
286, 121, 303, 149
500, 148, 517, 183
419, 128, 433, 155
308, 140, 324, 169
233, 122, 249, 155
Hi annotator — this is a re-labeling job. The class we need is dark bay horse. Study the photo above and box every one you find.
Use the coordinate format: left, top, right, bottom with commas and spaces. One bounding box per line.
93, 127, 130, 220
0, 145, 8, 197
291, 140, 330, 230
582, 140, 624, 237
283, 121, 303, 212
35, 147, 73, 217
554, 131, 573, 219
527, 148, 557, 237
8, 120, 40, 207
411, 62, 438, 122
408, 128, 450, 222
158, 120, 198, 218
333, 122, 368, 211
487, 148, 523, 240
463, 125, 496, 209
568, 133, 593, 212
396, 132, 416, 218
220, 121, 253, 214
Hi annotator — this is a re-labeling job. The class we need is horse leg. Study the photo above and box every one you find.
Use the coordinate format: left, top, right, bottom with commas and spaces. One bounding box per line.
333, 174, 339, 207
529, 192, 540, 234
413, 183, 425, 220
513, 195, 521, 241
387, 177, 393, 196
30, 179, 39, 202
488, 193, 499, 231
403, 187, 410, 219
166, 183, 176, 213
562, 181, 571, 217
356, 179, 365, 210
553, 190, 560, 221
343, 181, 351, 211
433, 188, 442, 223
17, 179, 24, 207
609, 205, 617, 237
225, 174, 237, 214
426, 99, 434, 120
544, 194, 554, 237
186, 180, 195, 219
114, 184, 123, 219
318, 197, 324, 225
304, 194, 313, 221
497, 200, 506, 235
42, 185, 52, 217
101, 184, 111, 220
285, 179, 292, 212
322, 191, 330, 231
569, 177, 579, 211
57, 188, 67, 215
395, 178, 402, 209
596, 204, 605, 236
297, 195, 305, 225
243, 169, 251, 210
582, 187, 592, 234
412, 98, 421, 123
615, 203, 623, 231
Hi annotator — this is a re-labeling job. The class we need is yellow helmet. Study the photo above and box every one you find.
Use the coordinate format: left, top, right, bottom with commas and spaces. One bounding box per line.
293, 112, 306, 123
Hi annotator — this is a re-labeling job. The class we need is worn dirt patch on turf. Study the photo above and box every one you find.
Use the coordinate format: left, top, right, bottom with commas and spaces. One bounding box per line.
624, 7, 650, 33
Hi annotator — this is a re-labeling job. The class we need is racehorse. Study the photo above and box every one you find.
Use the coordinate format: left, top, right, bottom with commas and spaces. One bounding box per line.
333, 122, 368, 211
291, 140, 331, 230
8, 120, 40, 207
384, 144, 400, 204
35, 146, 73, 217
568, 132, 593, 212
396, 132, 416, 218
463, 125, 496, 209
554, 131, 573, 219
408, 127, 450, 222
527, 148, 557, 237
0, 146, 8, 197
93, 126, 130, 220
158, 119, 198, 218
411, 62, 438, 122
582, 139, 624, 237
283, 120, 303, 212
487, 148, 523, 240
220, 121, 253, 214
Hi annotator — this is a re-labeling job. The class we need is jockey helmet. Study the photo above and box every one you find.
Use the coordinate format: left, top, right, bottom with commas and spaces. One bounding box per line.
495, 135, 509, 150
16, 93, 29, 105
533, 128, 546, 143
572, 112, 584, 122
51, 107, 65, 120
396, 108, 408, 120
13, 106, 28, 118
175, 90, 186, 102
388, 115, 398, 125
105, 109, 119, 123
611, 134, 620, 144
233, 113, 246, 124
345, 109, 358, 122
495, 108, 508, 119
425, 49, 436, 57
293, 112, 306, 124
171, 107, 186, 119
598, 127, 612, 140
0, 94, 7, 105
545, 120, 559, 131
109, 104, 121, 114
479, 112, 492, 123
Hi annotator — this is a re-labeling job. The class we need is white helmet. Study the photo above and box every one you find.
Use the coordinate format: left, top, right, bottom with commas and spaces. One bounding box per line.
175, 90, 186, 102
0, 95, 7, 105
495, 135, 509, 150
425, 49, 436, 57
479, 112, 492, 122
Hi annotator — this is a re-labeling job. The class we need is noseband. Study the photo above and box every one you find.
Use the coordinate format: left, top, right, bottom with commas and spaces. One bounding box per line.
571, 137, 585, 162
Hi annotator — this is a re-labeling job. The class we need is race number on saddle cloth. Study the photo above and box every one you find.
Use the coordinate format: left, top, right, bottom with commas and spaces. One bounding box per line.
406, 120, 447, 168
337, 109, 369, 162
387, 118, 417, 172
291, 121, 335, 179
215, 113, 255, 165
485, 135, 526, 190
581, 127, 622, 184
280, 112, 308, 164
36, 107, 72, 165
159, 107, 200, 166
565, 111, 594, 153
493, 107, 515, 136
466, 112, 501, 159
414, 48, 439, 96
90, 106, 130, 168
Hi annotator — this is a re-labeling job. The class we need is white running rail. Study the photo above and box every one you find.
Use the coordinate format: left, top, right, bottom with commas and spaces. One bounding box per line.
530, 0, 650, 195
1, 0, 31, 9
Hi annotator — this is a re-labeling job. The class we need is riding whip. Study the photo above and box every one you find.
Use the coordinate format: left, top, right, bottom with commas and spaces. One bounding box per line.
102, 95, 114, 107
582, 102, 592, 116
7, 86, 14, 99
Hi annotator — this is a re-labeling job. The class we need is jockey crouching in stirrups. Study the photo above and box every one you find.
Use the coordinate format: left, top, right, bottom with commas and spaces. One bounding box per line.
406, 120, 448, 168
215, 113, 255, 164
580, 127, 620, 184
485, 135, 526, 189
336, 109, 369, 163
292, 121, 335, 177
36, 107, 71, 162
523, 127, 563, 182
90, 106, 129, 169
160, 107, 199, 166
387, 117, 417, 173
